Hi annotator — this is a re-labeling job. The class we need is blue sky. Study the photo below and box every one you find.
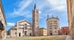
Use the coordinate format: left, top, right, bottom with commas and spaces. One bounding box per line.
2, 0, 68, 31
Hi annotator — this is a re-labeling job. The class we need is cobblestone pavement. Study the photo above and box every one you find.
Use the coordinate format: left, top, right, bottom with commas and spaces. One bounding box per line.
66, 35, 72, 40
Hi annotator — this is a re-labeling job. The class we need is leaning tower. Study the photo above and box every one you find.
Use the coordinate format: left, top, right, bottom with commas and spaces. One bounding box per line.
32, 4, 39, 36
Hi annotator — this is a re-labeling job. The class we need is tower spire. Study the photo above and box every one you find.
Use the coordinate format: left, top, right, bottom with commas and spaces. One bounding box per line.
34, 4, 36, 9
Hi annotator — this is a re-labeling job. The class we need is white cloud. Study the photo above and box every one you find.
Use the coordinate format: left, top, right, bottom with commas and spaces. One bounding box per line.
37, 0, 67, 21
47, 0, 66, 6
36, 0, 67, 11
18, 0, 33, 11
36, 0, 49, 10
7, 22, 15, 26
7, 0, 33, 18
47, 0, 67, 11
7, 0, 67, 18
39, 11, 42, 14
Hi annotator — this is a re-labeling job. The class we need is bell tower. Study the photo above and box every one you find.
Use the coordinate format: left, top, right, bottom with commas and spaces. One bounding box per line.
0, 0, 6, 39
32, 4, 39, 36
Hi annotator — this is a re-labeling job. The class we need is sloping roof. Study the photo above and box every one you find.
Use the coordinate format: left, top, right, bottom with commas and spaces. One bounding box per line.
17, 20, 31, 25
10, 26, 17, 30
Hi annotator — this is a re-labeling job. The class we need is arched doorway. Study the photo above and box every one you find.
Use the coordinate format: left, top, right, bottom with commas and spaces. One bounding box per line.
19, 33, 21, 37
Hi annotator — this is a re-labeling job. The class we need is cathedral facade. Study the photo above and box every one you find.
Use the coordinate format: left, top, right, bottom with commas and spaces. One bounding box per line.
9, 20, 32, 37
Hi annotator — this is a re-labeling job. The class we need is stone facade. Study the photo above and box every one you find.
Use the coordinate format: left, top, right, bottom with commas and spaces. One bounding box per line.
0, 1, 6, 39
9, 20, 32, 37
67, 0, 72, 35
47, 16, 59, 36
32, 4, 39, 36
67, 0, 74, 40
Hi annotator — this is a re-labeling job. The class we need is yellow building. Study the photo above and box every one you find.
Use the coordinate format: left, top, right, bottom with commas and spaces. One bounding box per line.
39, 28, 47, 36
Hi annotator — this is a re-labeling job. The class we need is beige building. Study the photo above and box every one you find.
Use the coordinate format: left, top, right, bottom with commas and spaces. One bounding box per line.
32, 4, 39, 36
39, 28, 47, 36
0, 1, 6, 39
47, 16, 59, 36
9, 20, 32, 37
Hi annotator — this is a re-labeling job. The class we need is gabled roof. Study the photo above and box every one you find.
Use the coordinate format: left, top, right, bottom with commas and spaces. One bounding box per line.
17, 20, 31, 25
10, 26, 17, 30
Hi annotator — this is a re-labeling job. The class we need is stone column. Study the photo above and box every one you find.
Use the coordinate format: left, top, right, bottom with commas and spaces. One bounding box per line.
0, 30, 2, 39
0, 0, 6, 40
67, 0, 74, 40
